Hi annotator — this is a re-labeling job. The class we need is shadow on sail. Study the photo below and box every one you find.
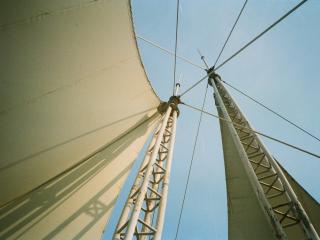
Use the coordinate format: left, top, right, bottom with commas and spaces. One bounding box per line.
0, 113, 159, 239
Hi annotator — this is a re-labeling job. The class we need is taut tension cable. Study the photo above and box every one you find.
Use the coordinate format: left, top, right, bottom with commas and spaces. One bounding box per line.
179, 0, 308, 97
173, 0, 181, 95
181, 102, 320, 159
215, 0, 308, 71
220, 79, 320, 143
174, 83, 209, 240
137, 36, 205, 70
214, 0, 248, 67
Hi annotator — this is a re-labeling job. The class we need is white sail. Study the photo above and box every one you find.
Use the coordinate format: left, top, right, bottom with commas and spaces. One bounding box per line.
218, 116, 276, 240
279, 163, 320, 234
213, 75, 320, 239
0, 0, 160, 239
219, 117, 320, 240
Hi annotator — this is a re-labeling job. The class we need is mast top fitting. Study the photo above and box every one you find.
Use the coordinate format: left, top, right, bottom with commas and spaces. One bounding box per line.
157, 83, 181, 116
157, 95, 181, 116
206, 66, 221, 86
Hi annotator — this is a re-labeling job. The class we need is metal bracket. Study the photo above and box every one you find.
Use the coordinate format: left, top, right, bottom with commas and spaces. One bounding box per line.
206, 67, 221, 87
157, 95, 181, 117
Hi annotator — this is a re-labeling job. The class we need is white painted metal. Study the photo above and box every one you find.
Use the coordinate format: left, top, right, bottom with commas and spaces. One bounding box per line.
154, 110, 178, 240
280, 164, 320, 233
210, 74, 320, 240
209, 77, 287, 240
174, 83, 181, 96
114, 121, 162, 239
114, 100, 178, 239
257, 130, 319, 240
124, 107, 172, 239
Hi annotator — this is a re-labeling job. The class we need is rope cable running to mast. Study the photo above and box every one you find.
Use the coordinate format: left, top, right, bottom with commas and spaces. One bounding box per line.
137, 36, 205, 70
174, 83, 209, 240
180, 74, 209, 97
181, 0, 247, 97
173, 0, 181, 95
181, 102, 320, 159
179, 0, 308, 97
220, 79, 320, 143
213, 0, 248, 67
215, 0, 308, 71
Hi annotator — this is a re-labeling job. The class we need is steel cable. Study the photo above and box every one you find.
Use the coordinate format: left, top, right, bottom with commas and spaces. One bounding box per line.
220, 79, 320, 143
179, 0, 308, 97
213, 0, 248, 67
174, 83, 209, 240
181, 102, 320, 159
215, 0, 308, 71
137, 36, 205, 70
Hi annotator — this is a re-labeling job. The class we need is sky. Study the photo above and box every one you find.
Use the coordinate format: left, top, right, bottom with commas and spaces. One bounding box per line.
104, 0, 320, 239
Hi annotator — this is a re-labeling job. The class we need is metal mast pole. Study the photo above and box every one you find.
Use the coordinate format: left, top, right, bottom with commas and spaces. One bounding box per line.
113, 85, 180, 240
207, 70, 319, 240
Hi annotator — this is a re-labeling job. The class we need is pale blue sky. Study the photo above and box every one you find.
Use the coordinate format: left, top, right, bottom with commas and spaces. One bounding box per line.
104, 1, 320, 239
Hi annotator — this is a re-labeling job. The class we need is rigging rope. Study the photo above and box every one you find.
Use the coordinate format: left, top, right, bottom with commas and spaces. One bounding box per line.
174, 83, 209, 240
220, 79, 320, 143
213, 0, 248, 67
215, 0, 308, 71
173, 0, 181, 95
180, 74, 209, 97
179, 0, 308, 97
137, 36, 205, 70
181, 102, 320, 159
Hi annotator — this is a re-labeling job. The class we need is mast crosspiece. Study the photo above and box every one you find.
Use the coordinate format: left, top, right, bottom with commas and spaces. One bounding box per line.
113, 86, 180, 240
209, 73, 319, 240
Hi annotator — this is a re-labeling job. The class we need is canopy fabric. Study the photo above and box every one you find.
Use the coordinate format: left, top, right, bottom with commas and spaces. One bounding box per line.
218, 102, 320, 239
280, 163, 320, 233
0, 0, 160, 238
0, 114, 160, 240
218, 116, 276, 240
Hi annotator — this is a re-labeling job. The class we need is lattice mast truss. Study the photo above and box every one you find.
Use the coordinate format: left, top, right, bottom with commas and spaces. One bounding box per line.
114, 86, 180, 240
209, 72, 319, 240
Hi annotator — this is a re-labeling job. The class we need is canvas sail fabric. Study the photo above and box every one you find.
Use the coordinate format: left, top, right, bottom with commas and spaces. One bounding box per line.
279, 163, 320, 234
0, 0, 160, 239
217, 103, 320, 239
218, 113, 276, 240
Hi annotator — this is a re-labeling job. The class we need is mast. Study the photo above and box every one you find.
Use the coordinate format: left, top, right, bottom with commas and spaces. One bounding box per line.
113, 85, 181, 240
207, 69, 319, 240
